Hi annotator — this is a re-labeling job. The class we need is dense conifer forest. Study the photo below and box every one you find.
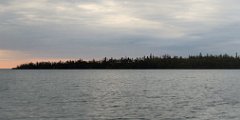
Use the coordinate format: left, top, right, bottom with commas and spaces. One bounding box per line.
14, 53, 240, 69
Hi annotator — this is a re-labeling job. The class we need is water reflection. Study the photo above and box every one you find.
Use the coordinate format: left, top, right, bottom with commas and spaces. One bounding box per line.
0, 70, 240, 119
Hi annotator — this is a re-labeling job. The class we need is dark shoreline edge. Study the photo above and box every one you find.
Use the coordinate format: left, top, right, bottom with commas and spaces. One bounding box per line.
11, 69, 240, 70
14, 54, 240, 69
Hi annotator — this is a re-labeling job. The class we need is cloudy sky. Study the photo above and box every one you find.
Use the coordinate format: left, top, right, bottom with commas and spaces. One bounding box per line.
0, 0, 240, 68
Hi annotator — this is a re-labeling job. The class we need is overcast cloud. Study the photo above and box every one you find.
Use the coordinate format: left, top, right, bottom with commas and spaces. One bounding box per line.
1, 0, 240, 67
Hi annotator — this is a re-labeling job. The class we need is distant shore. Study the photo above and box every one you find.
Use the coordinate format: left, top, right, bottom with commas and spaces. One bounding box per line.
14, 53, 240, 69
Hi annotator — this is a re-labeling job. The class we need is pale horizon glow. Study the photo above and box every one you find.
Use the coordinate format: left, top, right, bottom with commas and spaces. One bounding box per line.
1, 0, 240, 68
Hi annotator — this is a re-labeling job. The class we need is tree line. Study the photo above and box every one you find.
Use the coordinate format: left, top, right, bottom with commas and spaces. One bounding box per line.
14, 53, 240, 69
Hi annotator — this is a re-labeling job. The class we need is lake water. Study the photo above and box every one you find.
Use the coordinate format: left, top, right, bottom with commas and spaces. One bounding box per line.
1, 70, 240, 120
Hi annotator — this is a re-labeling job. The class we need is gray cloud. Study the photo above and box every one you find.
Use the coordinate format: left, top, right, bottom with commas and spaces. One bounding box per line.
1, 0, 240, 62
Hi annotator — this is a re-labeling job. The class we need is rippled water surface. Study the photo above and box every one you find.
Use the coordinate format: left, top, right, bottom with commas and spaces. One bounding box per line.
1, 70, 240, 120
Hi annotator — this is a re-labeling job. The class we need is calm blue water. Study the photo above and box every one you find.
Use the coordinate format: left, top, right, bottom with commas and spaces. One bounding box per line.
1, 70, 240, 120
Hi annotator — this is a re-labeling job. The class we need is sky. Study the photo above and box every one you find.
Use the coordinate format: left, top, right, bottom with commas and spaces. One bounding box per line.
1, 0, 240, 68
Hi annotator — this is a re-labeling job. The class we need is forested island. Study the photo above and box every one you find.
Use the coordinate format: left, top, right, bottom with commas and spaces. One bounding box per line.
14, 53, 240, 69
